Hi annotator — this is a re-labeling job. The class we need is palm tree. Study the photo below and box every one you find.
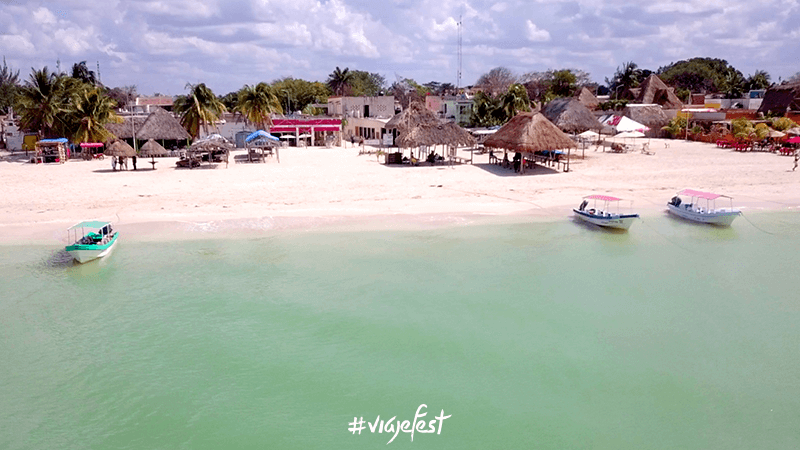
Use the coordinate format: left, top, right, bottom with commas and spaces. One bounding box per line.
236, 82, 282, 130
327, 67, 353, 96
16, 67, 65, 137
71, 61, 98, 86
173, 83, 227, 138
0, 57, 20, 115
610, 61, 642, 99
501, 84, 531, 119
70, 86, 121, 143
745, 70, 771, 91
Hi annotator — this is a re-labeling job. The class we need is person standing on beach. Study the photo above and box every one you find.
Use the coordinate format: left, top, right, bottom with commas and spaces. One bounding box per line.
793, 151, 798, 171
132, 155, 137, 171
111, 155, 117, 171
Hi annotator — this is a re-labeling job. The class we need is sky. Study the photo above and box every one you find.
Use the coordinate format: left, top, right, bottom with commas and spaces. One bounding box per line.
1, 0, 798, 96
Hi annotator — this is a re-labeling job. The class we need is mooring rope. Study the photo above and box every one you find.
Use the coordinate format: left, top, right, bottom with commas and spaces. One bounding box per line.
638, 217, 699, 255
739, 211, 776, 235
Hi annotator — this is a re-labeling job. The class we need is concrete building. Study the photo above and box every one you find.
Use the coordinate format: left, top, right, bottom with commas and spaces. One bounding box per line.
327, 96, 396, 144
425, 95, 473, 126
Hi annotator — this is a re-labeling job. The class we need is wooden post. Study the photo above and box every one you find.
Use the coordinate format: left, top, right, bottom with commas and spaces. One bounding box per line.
566, 147, 571, 172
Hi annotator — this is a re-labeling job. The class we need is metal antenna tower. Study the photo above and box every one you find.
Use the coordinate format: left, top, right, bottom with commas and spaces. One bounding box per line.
457, 13, 462, 90
96, 61, 101, 85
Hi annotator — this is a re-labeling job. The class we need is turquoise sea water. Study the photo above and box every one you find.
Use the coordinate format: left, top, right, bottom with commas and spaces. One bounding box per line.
1, 212, 799, 449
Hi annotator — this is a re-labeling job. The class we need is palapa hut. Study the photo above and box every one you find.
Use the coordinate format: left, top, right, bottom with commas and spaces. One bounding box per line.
622, 104, 670, 137
244, 130, 281, 163
484, 112, 576, 173
385, 102, 475, 163
541, 98, 602, 134
758, 81, 800, 116
105, 140, 136, 170
139, 139, 168, 169
575, 87, 600, 110
106, 107, 189, 151
186, 134, 233, 169
625, 74, 683, 110
135, 108, 191, 149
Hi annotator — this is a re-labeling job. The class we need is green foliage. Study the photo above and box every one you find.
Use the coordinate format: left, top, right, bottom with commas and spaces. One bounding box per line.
219, 91, 239, 111
271, 77, 330, 113
754, 123, 769, 140
771, 117, 798, 132
606, 61, 643, 98
470, 84, 531, 127
327, 67, 353, 96
348, 71, 386, 97
236, 82, 282, 130
731, 117, 754, 139
657, 57, 741, 94
104, 85, 137, 109
71, 61, 98, 86
0, 57, 20, 114
548, 70, 577, 98
662, 116, 687, 138
597, 100, 628, 111
70, 87, 121, 143
16, 66, 119, 141
745, 70, 771, 91
173, 83, 227, 138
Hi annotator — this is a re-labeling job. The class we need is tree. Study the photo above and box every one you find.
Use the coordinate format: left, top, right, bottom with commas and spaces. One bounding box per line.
236, 82, 282, 130
500, 84, 531, 118
16, 67, 64, 137
349, 71, 386, 97
719, 68, 745, 99
0, 57, 20, 114
657, 57, 741, 94
271, 77, 330, 113
607, 61, 643, 99
71, 61, 98, 86
105, 85, 137, 109
745, 70, 771, 91
327, 67, 353, 96
391, 77, 428, 109
549, 70, 578, 98
69, 86, 121, 143
475, 67, 518, 98
173, 83, 227, 138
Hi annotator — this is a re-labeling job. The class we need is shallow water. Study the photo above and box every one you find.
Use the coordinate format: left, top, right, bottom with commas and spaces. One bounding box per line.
1, 212, 799, 449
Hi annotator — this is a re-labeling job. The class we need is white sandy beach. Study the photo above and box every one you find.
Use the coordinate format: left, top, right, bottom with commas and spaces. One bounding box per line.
1, 139, 799, 243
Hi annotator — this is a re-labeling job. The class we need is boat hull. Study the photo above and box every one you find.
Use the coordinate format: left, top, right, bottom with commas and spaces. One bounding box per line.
573, 209, 639, 230
66, 233, 119, 263
667, 204, 740, 226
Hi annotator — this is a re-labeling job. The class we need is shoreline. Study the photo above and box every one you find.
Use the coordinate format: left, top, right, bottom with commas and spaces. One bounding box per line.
2, 138, 799, 244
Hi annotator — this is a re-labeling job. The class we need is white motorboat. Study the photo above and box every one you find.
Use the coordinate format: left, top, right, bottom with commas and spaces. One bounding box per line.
667, 189, 740, 226
573, 195, 640, 230
65, 221, 119, 263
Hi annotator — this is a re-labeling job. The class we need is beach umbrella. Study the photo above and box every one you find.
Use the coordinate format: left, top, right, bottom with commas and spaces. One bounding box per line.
614, 131, 646, 139
786, 136, 800, 143
484, 112, 576, 173
768, 130, 786, 138
786, 127, 800, 136
139, 139, 168, 168
245, 130, 280, 143
105, 140, 136, 157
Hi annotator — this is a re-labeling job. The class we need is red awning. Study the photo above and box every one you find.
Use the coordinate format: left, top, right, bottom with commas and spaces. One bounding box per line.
79, 143, 104, 148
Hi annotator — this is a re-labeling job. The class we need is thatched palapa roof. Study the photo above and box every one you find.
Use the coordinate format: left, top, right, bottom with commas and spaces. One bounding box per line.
105, 140, 136, 157
383, 102, 440, 131
484, 112, 576, 152
758, 82, 800, 116
105, 116, 146, 140
136, 108, 191, 141
541, 98, 601, 133
189, 134, 233, 152
139, 139, 168, 157
626, 74, 683, 109
622, 104, 670, 135
396, 122, 476, 148
575, 87, 600, 110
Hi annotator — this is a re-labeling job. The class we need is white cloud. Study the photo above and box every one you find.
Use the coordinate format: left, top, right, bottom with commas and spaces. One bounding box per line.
525, 20, 550, 42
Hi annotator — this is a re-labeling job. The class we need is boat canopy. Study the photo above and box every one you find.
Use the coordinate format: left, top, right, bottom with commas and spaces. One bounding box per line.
679, 189, 727, 200
79, 142, 104, 148
38, 138, 69, 144
585, 194, 622, 202
68, 220, 111, 230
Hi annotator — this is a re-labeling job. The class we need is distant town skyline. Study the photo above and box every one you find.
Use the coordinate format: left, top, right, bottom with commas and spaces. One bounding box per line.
1, 0, 797, 96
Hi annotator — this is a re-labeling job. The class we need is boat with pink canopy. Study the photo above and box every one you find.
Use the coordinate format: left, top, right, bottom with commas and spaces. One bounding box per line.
573, 194, 639, 230
667, 189, 741, 226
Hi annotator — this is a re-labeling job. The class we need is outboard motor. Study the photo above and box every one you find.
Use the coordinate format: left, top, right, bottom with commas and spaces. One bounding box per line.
579, 200, 588, 211
670, 196, 681, 206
